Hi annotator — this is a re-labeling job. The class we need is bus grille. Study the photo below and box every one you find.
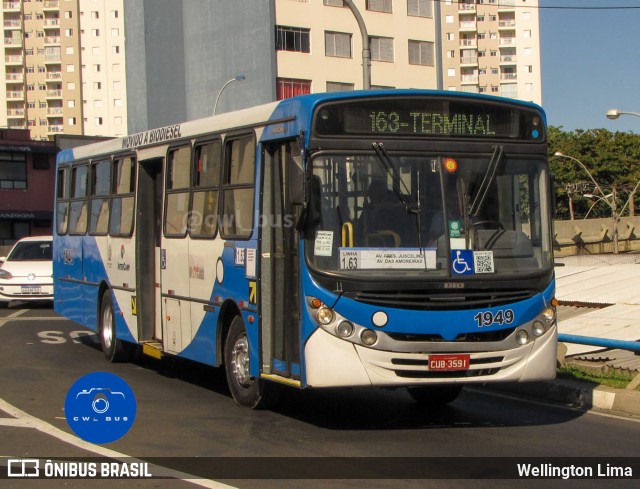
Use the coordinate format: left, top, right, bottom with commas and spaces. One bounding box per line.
347, 289, 533, 310
391, 356, 503, 379
387, 328, 516, 343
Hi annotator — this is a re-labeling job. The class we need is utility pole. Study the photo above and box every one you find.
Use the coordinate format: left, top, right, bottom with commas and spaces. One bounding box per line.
344, 0, 371, 90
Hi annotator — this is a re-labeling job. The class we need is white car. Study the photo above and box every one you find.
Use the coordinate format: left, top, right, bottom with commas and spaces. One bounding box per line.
0, 236, 53, 306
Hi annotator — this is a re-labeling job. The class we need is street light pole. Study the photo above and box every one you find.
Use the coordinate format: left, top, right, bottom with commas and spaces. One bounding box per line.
213, 74, 246, 116
554, 152, 620, 253
584, 192, 619, 253
344, 0, 371, 90
606, 109, 640, 120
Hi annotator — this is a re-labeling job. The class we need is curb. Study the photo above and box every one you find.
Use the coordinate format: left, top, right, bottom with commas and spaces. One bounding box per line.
485, 379, 640, 416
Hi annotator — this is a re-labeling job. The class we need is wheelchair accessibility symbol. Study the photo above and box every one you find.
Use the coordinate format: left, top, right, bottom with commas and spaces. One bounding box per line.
451, 250, 474, 275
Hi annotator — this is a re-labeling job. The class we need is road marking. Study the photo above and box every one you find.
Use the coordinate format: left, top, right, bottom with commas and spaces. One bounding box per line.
0, 397, 237, 488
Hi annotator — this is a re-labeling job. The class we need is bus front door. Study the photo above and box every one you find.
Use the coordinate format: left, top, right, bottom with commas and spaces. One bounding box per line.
136, 158, 163, 345
260, 142, 302, 382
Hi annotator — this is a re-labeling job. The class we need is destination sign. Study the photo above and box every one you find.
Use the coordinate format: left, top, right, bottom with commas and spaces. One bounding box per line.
313, 97, 544, 140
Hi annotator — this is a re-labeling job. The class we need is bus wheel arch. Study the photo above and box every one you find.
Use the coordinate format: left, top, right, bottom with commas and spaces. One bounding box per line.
98, 287, 131, 363
223, 314, 280, 409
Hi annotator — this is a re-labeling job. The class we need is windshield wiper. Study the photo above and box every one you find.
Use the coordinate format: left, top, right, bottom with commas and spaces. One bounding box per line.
469, 145, 504, 217
372, 142, 425, 255
372, 142, 418, 215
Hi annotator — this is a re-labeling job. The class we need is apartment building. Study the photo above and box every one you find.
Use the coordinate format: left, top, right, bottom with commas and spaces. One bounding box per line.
1, 0, 126, 140
440, 0, 542, 104
275, 0, 439, 95
2, 1, 542, 138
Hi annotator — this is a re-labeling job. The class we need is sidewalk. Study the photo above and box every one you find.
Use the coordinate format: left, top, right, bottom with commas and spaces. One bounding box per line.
497, 253, 640, 417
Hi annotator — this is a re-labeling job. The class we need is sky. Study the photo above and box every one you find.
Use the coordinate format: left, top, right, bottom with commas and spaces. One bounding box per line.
539, 0, 640, 133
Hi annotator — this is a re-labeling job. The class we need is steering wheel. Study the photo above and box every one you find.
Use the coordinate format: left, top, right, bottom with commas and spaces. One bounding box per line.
472, 220, 505, 230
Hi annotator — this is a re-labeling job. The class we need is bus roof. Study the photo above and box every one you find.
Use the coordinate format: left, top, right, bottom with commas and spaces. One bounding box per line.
56, 90, 546, 164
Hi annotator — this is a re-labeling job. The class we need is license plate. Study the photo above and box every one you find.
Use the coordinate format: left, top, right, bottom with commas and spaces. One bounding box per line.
21, 286, 42, 294
428, 354, 470, 371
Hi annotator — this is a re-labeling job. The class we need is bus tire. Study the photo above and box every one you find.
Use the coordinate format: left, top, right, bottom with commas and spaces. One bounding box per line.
99, 290, 128, 363
407, 385, 463, 406
224, 316, 279, 409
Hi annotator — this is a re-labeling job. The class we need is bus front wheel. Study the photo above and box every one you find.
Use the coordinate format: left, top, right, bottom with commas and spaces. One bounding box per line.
407, 385, 463, 406
224, 316, 279, 409
99, 291, 129, 363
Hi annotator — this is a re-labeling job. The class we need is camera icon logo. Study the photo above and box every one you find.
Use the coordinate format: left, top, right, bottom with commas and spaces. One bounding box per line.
76, 387, 126, 414
65, 372, 136, 444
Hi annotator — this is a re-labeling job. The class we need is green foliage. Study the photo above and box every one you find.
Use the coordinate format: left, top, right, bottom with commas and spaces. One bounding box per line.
549, 126, 640, 220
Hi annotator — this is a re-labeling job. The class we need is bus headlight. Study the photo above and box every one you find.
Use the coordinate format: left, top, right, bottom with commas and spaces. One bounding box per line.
515, 329, 529, 345
335, 321, 354, 338
532, 320, 546, 337
316, 307, 334, 325
541, 306, 556, 324
360, 329, 378, 346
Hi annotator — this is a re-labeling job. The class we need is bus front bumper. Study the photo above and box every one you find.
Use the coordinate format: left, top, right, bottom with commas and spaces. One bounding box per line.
303, 325, 557, 388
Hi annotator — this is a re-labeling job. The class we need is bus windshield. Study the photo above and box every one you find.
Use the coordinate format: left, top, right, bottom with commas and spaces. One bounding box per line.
307, 149, 552, 278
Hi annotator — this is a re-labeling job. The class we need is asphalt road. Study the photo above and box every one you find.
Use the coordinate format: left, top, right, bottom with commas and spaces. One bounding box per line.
1, 306, 639, 488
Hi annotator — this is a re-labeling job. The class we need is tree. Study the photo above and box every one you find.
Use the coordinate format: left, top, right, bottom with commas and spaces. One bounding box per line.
549, 126, 640, 220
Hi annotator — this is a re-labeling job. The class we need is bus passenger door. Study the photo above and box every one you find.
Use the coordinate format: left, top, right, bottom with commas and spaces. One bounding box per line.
260, 141, 302, 380
136, 158, 163, 343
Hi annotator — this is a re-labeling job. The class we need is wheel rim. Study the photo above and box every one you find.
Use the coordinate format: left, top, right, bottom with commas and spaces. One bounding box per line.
230, 333, 252, 388
101, 303, 113, 349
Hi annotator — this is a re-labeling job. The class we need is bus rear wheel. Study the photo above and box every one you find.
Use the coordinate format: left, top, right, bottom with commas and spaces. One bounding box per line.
407, 385, 463, 406
224, 316, 279, 409
99, 291, 130, 363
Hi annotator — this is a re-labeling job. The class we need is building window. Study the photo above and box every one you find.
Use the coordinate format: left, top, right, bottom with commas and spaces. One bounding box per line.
325, 31, 352, 58
95, 117, 103, 125
370, 36, 394, 62
446, 32, 455, 41
324, 0, 345, 6
326, 81, 355, 92
275, 25, 310, 53
407, 0, 433, 18
367, 0, 391, 13
276, 78, 311, 100
111, 28, 119, 37
91, 29, 100, 36
68, 117, 76, 125
447, 68, 456, 77
0, 152, 27, 189
408, 40, 434, 66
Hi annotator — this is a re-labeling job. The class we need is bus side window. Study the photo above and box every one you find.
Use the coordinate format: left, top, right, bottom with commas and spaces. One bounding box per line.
191, 140, 221, 238
110, 156, 136, 237
89, 160, 111, 236
221, 135, 255, 239
68, 165, 88, 235
165, 146, 191, 237
56, 168, 69, 235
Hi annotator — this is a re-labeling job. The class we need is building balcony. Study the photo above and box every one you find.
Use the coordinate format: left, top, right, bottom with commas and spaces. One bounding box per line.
498, 19, 516, 29
43, 19, 60, 28
46, 71, 62, 80
500, 73, 517, 81
459, 21, 477, 32
47, 107, 64, 116
44, 55, 61, 63
46, 89, 62, 98
5, 72, 23, 82
460, 85, 479, 94
460, 56, 478, 66
48, 125, 64, 134
44, 36, 60, 45
498, 0, 515, 10
458, 3, 476, 12
7, 108, 25, 118
3, 19, 21, 29
500, 54, 517, 64
6, 90, 24, 100
4, 37, 22, 46
5, 54, 23, 64
460, 39, 476, 47
2, 2, 21, 11
43, 1, 59, 10
499, 38, 516, 46
461, 75, 479, 84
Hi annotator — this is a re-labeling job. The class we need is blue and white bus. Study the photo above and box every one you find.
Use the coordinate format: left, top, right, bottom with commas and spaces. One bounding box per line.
54, 90, 557, 408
